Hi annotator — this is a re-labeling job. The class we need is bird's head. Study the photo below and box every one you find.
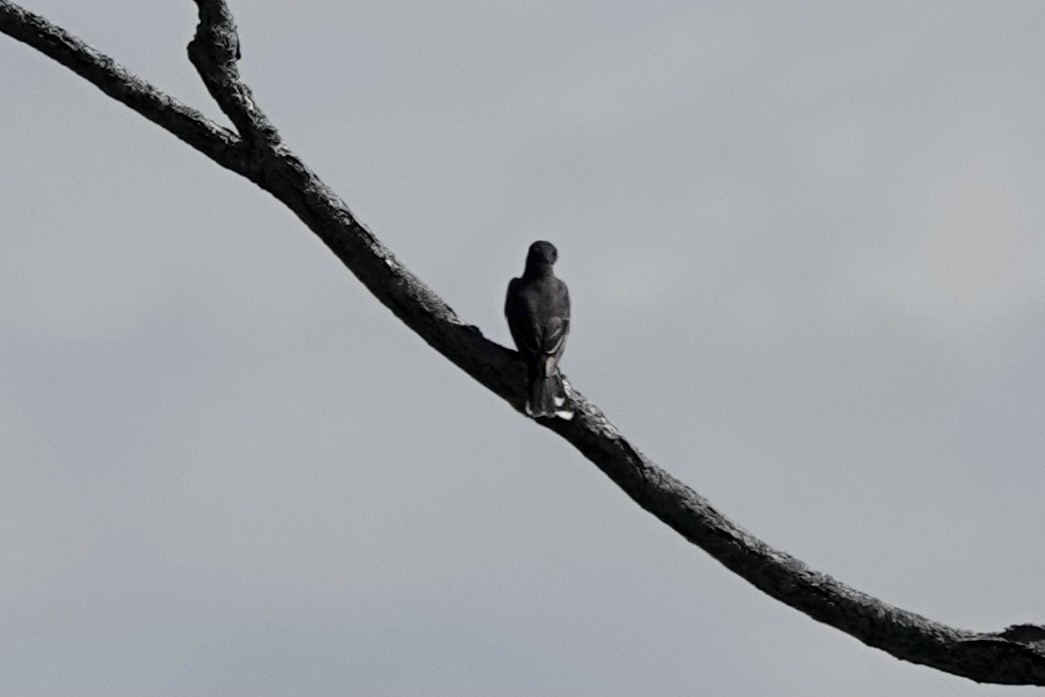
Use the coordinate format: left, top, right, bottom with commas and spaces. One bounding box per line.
526, 240, 558, 270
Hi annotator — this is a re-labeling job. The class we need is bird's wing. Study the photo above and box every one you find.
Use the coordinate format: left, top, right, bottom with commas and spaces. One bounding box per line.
505, 277, 540, 355
539, 278, 570, 359
541, 316, 569, 358
561, 280, 571, 321
504, 277, 519, 317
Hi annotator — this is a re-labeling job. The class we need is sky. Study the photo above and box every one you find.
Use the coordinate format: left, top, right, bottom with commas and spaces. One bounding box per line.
2, 1, 1045, 695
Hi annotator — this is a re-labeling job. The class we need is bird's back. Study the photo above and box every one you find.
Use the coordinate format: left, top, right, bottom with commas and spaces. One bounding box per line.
506, 274, 569, 360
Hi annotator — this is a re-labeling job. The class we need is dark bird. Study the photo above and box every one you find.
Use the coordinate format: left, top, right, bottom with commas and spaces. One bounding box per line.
505, 241, 573, 419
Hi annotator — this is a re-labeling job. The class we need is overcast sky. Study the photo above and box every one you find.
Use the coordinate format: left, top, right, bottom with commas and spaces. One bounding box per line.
3, 1, 1045, 695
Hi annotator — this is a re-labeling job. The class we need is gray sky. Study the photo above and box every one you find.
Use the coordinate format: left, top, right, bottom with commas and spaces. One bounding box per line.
3, 1, 1045, 695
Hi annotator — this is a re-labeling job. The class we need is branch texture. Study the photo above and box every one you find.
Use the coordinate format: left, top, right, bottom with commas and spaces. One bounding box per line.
2, 0, 1043, 686
187, 0, 279, 148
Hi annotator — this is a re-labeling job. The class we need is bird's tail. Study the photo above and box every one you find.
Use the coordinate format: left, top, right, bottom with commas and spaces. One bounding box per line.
527, 372, 573, 420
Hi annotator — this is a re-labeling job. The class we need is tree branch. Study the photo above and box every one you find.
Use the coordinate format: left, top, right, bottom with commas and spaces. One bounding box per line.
187, 0, 279, 148
2, 0, 1043, 686
0, 2, 250, 177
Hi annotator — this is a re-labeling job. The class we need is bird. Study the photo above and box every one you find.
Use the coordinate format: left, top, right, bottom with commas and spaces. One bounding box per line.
505, 240, 574, 419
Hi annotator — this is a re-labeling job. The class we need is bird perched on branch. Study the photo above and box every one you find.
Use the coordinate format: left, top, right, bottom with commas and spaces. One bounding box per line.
505, 241, 573, 419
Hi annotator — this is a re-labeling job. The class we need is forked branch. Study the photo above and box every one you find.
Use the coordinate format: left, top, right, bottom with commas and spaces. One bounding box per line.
1, 0, 1043, 685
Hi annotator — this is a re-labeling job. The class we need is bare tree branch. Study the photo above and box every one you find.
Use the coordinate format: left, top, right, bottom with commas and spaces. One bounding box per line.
188, 0, 278, 147
0, 2, 249, 175
2, 0, 1043, 686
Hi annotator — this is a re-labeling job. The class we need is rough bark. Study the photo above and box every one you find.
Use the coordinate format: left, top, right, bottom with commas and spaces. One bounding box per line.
2, 0, 1043, 685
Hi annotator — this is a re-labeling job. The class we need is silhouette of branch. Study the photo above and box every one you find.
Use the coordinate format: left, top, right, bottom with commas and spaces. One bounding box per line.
2, 0, 1043, 685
